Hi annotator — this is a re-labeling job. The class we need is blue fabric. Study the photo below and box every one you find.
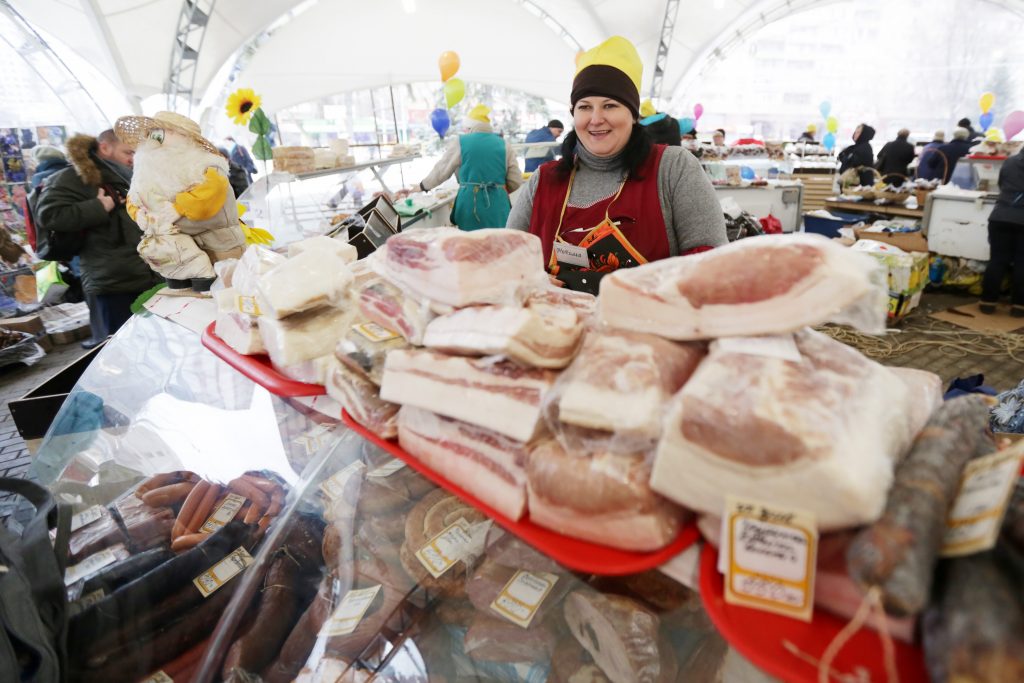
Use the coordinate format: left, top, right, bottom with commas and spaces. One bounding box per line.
452, 132, 511, 230
524, 127, 557, 172
943, 374, 997, 401
929, 139, 974, 183
30, 158, 70, 189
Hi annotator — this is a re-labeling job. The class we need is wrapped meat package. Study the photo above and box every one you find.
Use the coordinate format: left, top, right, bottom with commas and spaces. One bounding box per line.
356, 277, 436, 345
400, 489, 489, 596
377, 227, 547, 308
326, 359, 399, 439
598, 233, 888, 339
232, 245, 286, 298
527, 439, 684, 551
381, 349, 558, 442
397, 406, 531, 520
544, 331, 705, 454
335, 319, 410, 385
259, 305, 354, 367
215, 310, 265, 355
651, 328, 921, 531
278, 354, 335, 385
423, 301, 584, 369
287, 235, 358, 263
525, 286, 597, 325
257, 249, 354, 319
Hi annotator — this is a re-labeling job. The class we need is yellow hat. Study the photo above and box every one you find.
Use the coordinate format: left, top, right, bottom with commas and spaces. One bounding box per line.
807, 123, 817, 133
640, 99, 657, 118
467, 104, 490, 123
985, 127, 1004, 142
572, 36, 643, 116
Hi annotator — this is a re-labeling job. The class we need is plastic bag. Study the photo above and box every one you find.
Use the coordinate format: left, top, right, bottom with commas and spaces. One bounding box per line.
334, 318, 409, 385
35, 261, 65, 301
259, 305, 354, 367
232, 245, 286, 299
758, 213, 783, 234
256, 249, 354, 320
355, 276, 436, 345
325, 359, 399, 439
214, 310, 264, 355
287, 235, 357, 263
0, 329, 44, 368
210, 257, 238, 293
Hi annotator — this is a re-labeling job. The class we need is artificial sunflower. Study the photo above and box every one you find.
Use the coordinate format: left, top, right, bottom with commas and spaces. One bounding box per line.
226, 88, 261, 125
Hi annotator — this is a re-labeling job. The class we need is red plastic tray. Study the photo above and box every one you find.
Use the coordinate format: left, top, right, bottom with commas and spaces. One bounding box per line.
967, 154, 1007, 160
342, 410, 699, 576
698, 545, 928, 683
201, 322, 326, 397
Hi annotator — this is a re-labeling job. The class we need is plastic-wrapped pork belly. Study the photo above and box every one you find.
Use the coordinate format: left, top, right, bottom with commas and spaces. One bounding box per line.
650, 328, 919, 531
598, 233, 887, 339
215, 311, 265, 355
379, 227, 547, 308
547, 331, 705, 453
257, 249, 354, 319
380, 349, 558, 442
525, 286, 597, 324
334, 319, 410, 385
422, 302, 584, 369
287, 235, 357, 263
326, 359, 398, 439
526, 440, 685, 551
278, 355, 335, 385
259, 306, 354, 367
397, 406, 531, 520
355, 277, 435, 345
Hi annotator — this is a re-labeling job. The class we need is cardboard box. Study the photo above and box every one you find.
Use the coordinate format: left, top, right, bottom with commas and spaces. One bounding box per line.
853, 243, 929, 321
854, 228, 929, 253
0, 314, 50, 353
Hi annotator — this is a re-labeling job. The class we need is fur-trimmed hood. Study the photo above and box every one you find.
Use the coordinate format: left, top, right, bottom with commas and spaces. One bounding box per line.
66, 134, 102, 187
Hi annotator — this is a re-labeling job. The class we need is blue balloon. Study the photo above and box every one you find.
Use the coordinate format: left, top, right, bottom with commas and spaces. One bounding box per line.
430, 108, 450, 138
678, 117, 696, 134
740, 166, 756, 180
640, 113, 668, 127
819, 100, 831, 119
823, 131, 836, 151
980, 111, 994, 131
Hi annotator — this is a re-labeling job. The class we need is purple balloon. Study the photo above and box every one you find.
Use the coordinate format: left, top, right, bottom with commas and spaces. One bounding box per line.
1004, 110, 1024, 140
430, 108, 450, 138
979, 111, 994, 132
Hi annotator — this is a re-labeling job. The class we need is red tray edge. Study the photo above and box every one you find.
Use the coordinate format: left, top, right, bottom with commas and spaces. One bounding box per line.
341, 410, 699, 576
201, 322, 327, 398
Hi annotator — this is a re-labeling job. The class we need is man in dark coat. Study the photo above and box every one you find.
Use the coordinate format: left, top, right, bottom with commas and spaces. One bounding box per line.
915, 131, 945, 181
958, 117, 983, 143
875, 128, 915, 183
218, 147, 251, 200
928, 127, 974, 184
36, 130, 160, 346
226, 137, 257, 185
838, 123, 876, 186
980, 148, 1024, 316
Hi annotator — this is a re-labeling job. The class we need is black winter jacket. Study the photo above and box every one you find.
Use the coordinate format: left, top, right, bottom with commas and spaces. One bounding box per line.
990, 150, 1024, 226
838, 124, 876, 185
928, 139, 974, 183
35, 135, 159, 296
875, 136, 915, 179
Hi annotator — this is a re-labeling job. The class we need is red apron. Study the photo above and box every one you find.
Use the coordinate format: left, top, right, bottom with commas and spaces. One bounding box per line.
528, 144, 671, 272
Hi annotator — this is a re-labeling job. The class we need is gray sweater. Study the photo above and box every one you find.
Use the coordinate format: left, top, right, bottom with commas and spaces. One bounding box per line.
506, 144, 727, 256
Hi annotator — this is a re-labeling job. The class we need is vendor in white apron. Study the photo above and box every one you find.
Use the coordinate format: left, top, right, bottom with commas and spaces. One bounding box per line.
407, 105, 523, 231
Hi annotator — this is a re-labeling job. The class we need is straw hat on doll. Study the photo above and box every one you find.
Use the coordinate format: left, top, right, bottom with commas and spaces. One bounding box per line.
114, 111, 220, 156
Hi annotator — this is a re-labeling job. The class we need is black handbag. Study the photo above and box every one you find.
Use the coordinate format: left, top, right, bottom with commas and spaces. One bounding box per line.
0, 477, 71, 682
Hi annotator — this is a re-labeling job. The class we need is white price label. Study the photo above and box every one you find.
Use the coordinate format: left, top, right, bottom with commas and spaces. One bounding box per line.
71, 505, 104, 532
65, 548, 118, 587
319, 461, 366, 501
553, 241, 589, 268
415, 518, 484, 579
716, 334, 803, 363
942, 445, 1023, 557
319, 585, 382, 636
367, 458, 407, 478
77, 588, 106, 609
724, 497, 817, 622
294, 424, 332, 456
200, 493, 246, 535
193, 547, 253, 598
489, 570, 558, 628
237, 295, 261, 316
352, 322, 400, 343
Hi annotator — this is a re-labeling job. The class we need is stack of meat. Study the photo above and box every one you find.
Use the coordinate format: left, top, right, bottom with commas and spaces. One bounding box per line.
213, 245, 284, 355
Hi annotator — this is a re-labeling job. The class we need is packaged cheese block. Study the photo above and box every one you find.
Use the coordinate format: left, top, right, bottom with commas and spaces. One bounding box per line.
259, 305, 354, 367
256, 249, 354, 319
313, 148, 338, 169
233, 245, 286, 298
287, 235, 357, 264
335, 319, 410, 385
379, 228, 547, 308
277, 354, 335, 385
356, 277, 435, 345
651, 328, 919, 531
326, 359, 398, 439
215, 311, 264, 355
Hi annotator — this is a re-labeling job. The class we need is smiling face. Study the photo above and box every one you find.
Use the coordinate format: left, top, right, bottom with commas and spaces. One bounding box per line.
573, 96, 635, 157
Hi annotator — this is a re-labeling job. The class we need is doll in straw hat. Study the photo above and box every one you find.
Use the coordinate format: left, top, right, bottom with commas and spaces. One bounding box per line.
115, 111, 246, 291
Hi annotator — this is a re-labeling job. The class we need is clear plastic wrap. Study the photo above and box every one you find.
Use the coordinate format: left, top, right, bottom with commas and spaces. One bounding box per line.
214, 310, 265, 355
334, 317, 410, 386
650, 327, 921, 531
422, 301, 585, 370
325, 359, 399, 439
376, 227, 549, 309
287, 234, 358, 264
277, 354, 335, 385
354, 276, 437, 345
232, 245, 286, 298
380, 349, 559, 443
258, 305, 355, 367
0, 329, 45, 368
525, 285, 598, 327
256, 249, 354, 319
543, 330, 705, 455
597, 232, 889, 339
210, 257, 238, 293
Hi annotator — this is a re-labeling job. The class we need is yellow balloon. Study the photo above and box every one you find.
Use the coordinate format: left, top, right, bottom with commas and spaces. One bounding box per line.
979, 92, 995, 113
444, 78, 465, 109
985, 127, 1004, 142
438, 51, 460, 82
826, 116, 839, 133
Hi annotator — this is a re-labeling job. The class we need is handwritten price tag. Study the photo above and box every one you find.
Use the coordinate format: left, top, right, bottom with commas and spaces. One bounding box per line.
367, 458, 406, 478
942, 443, 1023, 557
415, 519, 477, 579
193, 547, 253, 598
200, 493, 246, 534
70, 505, 104, 533
319, 585, 382, 636
352, 322, 400, 343
319, 461, 366, 501
724, 496, 817, 622
490, 570, 558, 628
65, 548, 118, 587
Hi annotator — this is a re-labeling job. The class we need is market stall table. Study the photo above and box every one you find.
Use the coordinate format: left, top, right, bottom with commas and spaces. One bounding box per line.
824, 199, 925, 220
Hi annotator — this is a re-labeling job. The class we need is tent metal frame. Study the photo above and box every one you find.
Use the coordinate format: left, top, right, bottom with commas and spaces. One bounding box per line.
166, 0, 217, 114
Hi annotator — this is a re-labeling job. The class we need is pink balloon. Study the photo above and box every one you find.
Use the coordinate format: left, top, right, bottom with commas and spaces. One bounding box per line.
694, 103, 704, 121
1004, 110, 1024, 140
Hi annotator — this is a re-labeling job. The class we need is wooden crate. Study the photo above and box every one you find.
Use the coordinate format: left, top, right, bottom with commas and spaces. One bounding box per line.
794, 173, 836, 212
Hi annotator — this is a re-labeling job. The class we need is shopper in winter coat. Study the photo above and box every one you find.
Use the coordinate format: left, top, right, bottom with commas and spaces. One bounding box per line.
218, 147, 251, 200
838, 123, 876, 186
405, 104, 522, 231
958, 117, 983, 143
980, 148, 1024, 316
30, 146, 70, 189
915, 131, 945, 181
507, 35, 726, 293
226, 137, 257, 185
875, 129, 915, 183
928, 127, 974, 184
524, 120, 564, 172
36, 131, 160, 342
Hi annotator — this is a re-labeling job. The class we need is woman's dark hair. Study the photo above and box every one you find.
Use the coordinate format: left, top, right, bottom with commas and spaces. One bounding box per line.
646, 115, 681, 147
555, 123, 653, 180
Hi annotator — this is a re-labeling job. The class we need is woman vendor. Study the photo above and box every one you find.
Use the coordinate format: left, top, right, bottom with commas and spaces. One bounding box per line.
507, 35, 726, 292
